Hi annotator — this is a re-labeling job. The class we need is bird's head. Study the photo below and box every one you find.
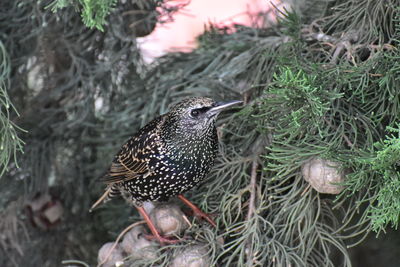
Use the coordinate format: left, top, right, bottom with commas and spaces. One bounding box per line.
163, 97, 242, 138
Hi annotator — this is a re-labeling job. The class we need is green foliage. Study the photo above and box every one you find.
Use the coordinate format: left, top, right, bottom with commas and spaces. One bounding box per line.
2, 0, 400, 266
276, 7, 302, 39
47, 0, 117, 31
0, 41, 24, 178
347, 125, 400, 232
325, 0, 398, 43
267, 66, 341, 131
372, 126, 400, 173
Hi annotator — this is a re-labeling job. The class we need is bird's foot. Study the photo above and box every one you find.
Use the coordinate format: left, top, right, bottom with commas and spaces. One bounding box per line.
192, 210, 217, 228
136, 206, 182, 245
178, 195, 217, 228
144, 234, 181, 245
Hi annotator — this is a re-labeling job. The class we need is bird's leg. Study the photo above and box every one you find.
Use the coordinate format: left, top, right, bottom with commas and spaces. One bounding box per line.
178, 195, 217, 228
135, 206, 180, 245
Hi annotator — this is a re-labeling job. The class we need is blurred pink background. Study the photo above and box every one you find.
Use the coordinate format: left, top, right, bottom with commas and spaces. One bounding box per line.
138, 0, 281, 62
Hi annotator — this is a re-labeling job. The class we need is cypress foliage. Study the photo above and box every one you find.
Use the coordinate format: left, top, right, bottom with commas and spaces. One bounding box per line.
0, 0, 399, 266
0, 42, 24, 178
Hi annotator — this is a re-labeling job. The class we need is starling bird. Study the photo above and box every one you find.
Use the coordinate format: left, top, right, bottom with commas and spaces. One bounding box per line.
91, 97, 242, 243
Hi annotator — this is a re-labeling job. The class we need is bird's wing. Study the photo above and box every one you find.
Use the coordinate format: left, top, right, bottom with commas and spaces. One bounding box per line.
104, 151, 149, 184
100, 117, 163, 185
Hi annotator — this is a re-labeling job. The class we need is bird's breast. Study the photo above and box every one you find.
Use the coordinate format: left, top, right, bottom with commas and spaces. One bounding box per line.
122, 131, 218, 203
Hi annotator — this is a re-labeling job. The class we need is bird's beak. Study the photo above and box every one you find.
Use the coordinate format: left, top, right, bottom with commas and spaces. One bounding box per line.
208, 100, 243, 116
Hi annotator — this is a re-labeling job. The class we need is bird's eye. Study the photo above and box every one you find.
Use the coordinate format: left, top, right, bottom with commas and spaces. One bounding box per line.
190, 109, 200, 117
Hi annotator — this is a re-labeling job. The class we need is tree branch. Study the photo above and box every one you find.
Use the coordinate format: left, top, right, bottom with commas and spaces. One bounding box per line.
246, 158, 259, 266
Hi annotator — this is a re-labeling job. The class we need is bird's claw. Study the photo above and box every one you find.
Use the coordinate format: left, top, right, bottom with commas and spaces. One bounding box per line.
193, 210, 217, 228
144, 234, 181, 245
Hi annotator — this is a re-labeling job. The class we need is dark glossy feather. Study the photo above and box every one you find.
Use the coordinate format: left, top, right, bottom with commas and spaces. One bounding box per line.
101, 116, 163, 184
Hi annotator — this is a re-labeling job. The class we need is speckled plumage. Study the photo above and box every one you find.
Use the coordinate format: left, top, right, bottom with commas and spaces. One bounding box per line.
101, 97, 236, 206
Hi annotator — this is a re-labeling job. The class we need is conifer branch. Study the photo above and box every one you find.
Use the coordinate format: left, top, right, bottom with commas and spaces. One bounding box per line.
246, 158, 259, 266
323, 117, 354, 148
246, 159, 259, 222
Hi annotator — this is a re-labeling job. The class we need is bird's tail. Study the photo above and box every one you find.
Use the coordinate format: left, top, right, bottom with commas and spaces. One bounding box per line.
89, 184, 120, 212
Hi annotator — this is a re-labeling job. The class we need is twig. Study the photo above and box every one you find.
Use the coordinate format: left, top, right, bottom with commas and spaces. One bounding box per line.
62, 259, 90, 267
323, 117, 354, 148
246, 159, 259, 222
182, 214, 193, 228
301, 184, 311, 197
246, 158, 259, 267
97, 220, 146, 267
301, 25, 377, 65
